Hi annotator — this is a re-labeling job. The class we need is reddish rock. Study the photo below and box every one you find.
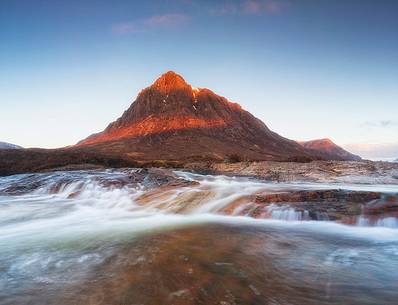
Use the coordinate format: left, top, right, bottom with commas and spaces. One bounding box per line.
251, 189, 385, 221
363, 195, 398, 215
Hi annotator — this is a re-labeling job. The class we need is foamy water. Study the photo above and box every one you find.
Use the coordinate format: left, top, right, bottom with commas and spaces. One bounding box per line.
1, 170, 398, 304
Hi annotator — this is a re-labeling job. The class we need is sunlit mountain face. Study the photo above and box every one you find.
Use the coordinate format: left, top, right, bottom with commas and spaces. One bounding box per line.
79, 72, 235, 144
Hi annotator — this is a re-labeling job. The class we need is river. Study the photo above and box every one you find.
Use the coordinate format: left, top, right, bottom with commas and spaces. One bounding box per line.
0, 170, 397, 305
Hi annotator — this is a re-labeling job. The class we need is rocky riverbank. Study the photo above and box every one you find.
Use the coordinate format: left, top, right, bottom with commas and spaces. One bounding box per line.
1, 161, 397, 227
184, 160, 398, 184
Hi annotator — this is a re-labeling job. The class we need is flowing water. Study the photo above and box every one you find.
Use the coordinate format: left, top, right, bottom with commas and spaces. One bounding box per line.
1, 170, 398, 305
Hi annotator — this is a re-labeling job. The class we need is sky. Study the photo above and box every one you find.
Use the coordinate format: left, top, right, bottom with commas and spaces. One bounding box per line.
1, 0, 397, 158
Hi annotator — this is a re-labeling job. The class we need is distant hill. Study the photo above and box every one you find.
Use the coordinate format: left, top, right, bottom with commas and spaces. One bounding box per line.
0, 141, 23, 150
298, 139, 361, 161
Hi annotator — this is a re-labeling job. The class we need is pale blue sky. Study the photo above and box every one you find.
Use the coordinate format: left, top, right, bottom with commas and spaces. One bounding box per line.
1, 0, 397, 157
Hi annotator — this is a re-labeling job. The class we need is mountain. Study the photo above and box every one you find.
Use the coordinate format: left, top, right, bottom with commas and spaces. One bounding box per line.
0, 141, 23, 150
0, 72, 364, 176
78, 71, 320, 162
298, 139, 361, 161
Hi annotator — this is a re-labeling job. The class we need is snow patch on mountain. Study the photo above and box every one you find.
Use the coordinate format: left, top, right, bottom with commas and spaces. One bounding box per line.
0, 141, 23, 150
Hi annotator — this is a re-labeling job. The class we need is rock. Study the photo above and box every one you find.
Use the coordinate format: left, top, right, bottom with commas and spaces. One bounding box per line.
363, 195, 398, 215
0, 168, 195, 196
244, 189, 390, 221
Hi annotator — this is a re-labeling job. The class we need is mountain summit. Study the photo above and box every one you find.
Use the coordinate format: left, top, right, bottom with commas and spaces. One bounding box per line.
151, 71, 191, 93
298, 139, 361, 161
79, 71, 246, 147
77, 71, 355, 161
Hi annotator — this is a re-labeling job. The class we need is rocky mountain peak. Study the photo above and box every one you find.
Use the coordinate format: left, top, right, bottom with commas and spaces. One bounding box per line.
151, 71, 191, 94
319, 138, 334, 145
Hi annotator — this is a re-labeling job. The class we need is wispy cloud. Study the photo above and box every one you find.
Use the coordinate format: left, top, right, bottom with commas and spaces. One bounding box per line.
112, 14, 190, 34
210, 2, 239, 16
210, 0, 290, 16
361, 120, 398, 128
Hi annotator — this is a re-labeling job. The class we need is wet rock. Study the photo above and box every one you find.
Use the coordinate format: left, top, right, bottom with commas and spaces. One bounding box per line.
245, 189, 392, 221
255, 190, 381, 204
124, 168, 198, 189
0, 168, 195, 196
135, 185, 209, 213
363, 195, 398, 215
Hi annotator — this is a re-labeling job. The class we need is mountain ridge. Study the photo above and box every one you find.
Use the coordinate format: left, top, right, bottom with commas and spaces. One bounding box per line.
298, 138, 361, 161
78, 71, 320, 161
